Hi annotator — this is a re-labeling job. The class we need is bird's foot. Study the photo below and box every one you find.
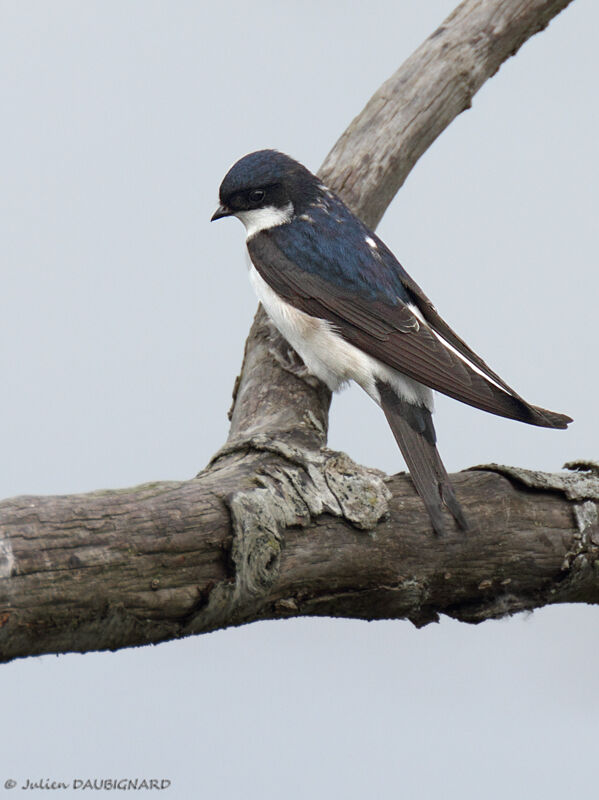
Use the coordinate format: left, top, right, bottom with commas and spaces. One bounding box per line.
269, 346, 321, 388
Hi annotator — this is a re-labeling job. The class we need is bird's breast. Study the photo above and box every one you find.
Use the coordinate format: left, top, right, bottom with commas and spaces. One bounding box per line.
248, 263, 351, 391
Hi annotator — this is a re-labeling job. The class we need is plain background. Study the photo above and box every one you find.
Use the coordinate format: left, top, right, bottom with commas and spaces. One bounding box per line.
1, 1, 598, 797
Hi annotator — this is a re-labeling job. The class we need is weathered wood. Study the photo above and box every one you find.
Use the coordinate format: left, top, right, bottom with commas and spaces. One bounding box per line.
1, 454, 597, 662
0, 0, 588, 664
319, 0, 576, 229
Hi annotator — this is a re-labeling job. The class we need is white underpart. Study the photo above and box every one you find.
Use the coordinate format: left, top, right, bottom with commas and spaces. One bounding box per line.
236, 202, 294, 239
365, 236, 377, 249
249, 264, 433, 410
407, 303, 509, 394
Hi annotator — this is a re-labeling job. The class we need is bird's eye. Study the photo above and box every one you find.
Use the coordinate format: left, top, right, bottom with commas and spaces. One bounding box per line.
248, 189, 265, 205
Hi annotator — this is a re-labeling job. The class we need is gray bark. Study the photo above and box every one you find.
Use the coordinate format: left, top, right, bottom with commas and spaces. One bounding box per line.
1, 0, 590, 665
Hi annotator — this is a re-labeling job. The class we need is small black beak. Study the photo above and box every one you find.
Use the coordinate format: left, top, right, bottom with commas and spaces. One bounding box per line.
211, 204, 232, 222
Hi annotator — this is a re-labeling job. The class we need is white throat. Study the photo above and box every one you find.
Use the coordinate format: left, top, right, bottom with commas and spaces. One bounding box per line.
236, 202, 294, 239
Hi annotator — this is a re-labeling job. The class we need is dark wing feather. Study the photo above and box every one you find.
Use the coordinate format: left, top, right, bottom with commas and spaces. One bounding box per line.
392, 266, 523, 398
248, 231, 572, 429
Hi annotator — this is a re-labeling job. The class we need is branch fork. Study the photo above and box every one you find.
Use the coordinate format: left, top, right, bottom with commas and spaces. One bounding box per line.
0, 0, 588, 663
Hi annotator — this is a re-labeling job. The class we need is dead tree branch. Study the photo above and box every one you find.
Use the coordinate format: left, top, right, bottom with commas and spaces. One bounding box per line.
0, 0, 587, 664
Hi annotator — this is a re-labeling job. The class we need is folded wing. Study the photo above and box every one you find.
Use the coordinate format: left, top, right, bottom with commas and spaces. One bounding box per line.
248, 231, 572, 429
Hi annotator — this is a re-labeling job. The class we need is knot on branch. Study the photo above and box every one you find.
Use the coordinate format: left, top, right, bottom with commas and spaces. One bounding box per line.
471, 462, 599, 604
189, 438, 390, 632
555, 501, 599, 600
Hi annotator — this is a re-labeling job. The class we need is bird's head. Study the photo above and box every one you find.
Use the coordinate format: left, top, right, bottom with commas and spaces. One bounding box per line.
211, 150, 320, 237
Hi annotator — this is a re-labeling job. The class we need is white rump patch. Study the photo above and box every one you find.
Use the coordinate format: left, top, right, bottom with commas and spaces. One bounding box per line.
236, 202, 294, 239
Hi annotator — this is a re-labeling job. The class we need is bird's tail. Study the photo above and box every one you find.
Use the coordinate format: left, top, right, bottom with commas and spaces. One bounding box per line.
377, 381, 469, 536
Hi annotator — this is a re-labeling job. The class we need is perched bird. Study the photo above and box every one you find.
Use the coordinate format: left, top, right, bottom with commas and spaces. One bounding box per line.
211, 150, 572, 535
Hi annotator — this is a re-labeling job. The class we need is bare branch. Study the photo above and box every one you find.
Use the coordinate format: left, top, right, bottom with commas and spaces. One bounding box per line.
0, 0, 586, 663
320, 0, 576, 228
1, 454, 598, 662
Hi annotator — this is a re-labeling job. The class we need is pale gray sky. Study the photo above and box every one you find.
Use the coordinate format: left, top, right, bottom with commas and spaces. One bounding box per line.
1, 2, 598, 798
